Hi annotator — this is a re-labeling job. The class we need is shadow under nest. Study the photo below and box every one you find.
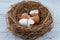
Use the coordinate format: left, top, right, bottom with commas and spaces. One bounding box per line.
8, 1, 53, 40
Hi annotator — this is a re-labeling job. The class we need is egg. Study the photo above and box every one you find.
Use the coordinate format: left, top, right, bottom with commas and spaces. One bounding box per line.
19, 19, 28, 26
28, 19, 35, 27
19, 13, 29, 19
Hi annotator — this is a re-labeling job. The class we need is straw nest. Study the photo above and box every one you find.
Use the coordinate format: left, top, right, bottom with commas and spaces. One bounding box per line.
8, 1, 53, 40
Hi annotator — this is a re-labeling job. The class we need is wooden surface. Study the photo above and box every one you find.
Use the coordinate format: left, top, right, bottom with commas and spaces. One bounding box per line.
0, 0, 60, 40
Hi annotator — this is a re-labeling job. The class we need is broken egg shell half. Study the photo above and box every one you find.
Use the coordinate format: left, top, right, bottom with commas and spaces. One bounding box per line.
30, 15, 40, 24
33, 15, 40, 23
28, 19, 35, 27
29, 10, 39, 17
30, 10, 39, 15
19, 13, 30, 19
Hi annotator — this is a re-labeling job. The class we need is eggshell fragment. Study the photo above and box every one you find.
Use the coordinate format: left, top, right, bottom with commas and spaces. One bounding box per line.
33, 15, 40, 23
30, 10, 39, 16
19, 13, 29, 19
30, 10, 40, 23
30, 14, 38, 17
30, 15, 40, 24
28, 19, 35, 27
30, 10, 39, 14
30, 10, 38, 17
19, 19, 28, 26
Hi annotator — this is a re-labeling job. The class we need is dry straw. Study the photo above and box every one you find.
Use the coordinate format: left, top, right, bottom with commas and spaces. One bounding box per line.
8, 1, 53, 40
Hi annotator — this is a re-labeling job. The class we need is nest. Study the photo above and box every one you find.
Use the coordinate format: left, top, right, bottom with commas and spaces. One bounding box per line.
8, 1, 53, 40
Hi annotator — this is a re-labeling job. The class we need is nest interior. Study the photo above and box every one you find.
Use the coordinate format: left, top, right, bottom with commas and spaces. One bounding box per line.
8, 1, 53, 40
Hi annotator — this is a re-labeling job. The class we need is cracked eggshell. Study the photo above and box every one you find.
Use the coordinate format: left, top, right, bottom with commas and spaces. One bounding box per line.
30, 10, 39, 16
30, 15, 40, 24
28, 19, 35, 27
30, 10, 40, 23
19, 13, 29, 19
19, 19, 28, 26
33, 15, 40, 23
30, 10, 38, 14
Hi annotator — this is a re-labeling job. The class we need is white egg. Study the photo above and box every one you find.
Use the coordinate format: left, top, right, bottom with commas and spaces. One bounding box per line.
28, 19, 35, 27
30, 10, 38, 14
19, 19, 28, 26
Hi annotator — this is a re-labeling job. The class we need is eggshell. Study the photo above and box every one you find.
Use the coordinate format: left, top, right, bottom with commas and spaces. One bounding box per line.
19, 19, 28, 26
32, 15, 40, 23
30, 10, 38, 14
30, 10, 39, 17
19, 13, 29, 19
30, 14, 38, 17
28, 19, 35, 27
20, 15, 28, 19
